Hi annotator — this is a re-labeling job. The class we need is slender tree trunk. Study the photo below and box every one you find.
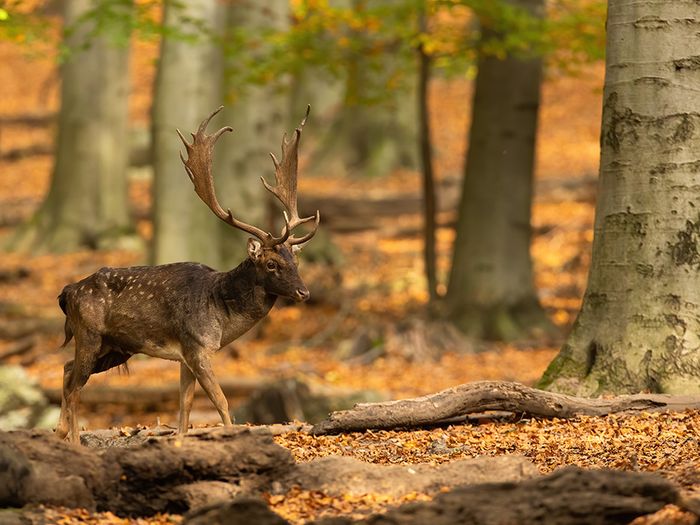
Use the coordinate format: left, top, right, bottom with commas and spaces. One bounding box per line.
151, 0, 224, 266
417, 13, 438, 304
8, 0, 134, 253
444, 0, 549, 340
216, 0, 290, 266
539, 0, 700, 395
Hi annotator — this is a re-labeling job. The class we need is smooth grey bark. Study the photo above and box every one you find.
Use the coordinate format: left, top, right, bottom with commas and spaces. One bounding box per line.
151, 0, 224, 267
445, 0, 548, 340
8, 0, 133, 253
215, 0, 290, 265
540, 0, 700, 395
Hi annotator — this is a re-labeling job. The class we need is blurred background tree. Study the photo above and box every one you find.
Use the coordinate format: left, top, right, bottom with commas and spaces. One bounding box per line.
8, 0, 135, 252
151, 0, 224, 266
445, 0, 548, 340
215, 0, 291, 266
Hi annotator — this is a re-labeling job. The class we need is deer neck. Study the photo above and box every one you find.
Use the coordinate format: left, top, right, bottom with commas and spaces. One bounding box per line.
217, 258, 276, 334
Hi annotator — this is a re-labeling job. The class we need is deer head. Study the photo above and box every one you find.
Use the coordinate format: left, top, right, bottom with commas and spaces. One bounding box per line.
177, 106, 319, 302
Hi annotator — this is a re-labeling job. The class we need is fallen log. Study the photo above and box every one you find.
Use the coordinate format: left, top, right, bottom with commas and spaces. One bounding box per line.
41, 377, 267, 407
311, 380, 700, 435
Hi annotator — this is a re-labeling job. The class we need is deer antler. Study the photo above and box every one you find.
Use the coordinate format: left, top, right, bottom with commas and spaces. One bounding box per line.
263, 105, 320, 246
177, 106, 288, 246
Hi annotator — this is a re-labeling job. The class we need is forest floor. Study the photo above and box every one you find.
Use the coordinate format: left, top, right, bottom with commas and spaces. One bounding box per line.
1, 32, 698, 525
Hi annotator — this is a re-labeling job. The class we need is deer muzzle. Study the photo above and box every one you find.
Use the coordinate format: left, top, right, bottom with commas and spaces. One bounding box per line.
294, 287, 310, 302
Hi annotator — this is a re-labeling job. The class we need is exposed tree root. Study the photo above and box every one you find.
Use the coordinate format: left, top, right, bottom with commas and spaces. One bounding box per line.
186, 468, 697, 525
311, 467, 694, 525
311, 380, 700, 435
0, 427, 294, 515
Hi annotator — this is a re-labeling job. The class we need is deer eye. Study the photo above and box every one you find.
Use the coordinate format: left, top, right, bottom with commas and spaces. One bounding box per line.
266, 261, 278, 272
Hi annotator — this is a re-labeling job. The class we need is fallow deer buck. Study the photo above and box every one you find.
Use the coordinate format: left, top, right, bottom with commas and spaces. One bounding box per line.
56, 106, 319, 444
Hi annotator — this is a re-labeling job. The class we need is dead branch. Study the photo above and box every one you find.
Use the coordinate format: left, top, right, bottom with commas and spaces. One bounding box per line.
0, 336, 36, 362
311, 380, 700, 435
0, 317, 63, 340
0, 112, 55, 126
0, 267, 30, 283
0, 144, 52, 161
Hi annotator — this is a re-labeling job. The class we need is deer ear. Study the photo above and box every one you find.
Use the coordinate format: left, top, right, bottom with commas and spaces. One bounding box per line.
291, 244, 302, 255
247, 238, 263, 260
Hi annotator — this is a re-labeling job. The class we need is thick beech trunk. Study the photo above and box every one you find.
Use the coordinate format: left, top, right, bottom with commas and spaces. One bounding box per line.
8, 0, 133, 253
445, 0, 548, 341
540, 0, 700, 395
151, 0, 224, 267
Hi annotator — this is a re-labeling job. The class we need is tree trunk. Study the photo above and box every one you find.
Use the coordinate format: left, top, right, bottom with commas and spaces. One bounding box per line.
444, 0, 549, 340
288, 0, 346, 152
216, 0, 290, 266
310, 2, 417, 179
539, 0, 700, 395
417, 11, 438, 303
151, 0, 224, 267
8, 0, 134, 253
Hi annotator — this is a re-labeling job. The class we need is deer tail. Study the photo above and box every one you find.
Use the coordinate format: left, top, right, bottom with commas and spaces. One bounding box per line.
58, 290, 74, 347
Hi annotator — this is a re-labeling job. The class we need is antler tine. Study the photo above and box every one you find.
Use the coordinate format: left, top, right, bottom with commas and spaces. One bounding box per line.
288, 210, 320, 246
262, 105, 320, 246
178, 107, 280, 245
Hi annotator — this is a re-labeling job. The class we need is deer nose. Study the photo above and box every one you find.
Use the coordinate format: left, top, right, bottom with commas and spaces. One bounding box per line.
295, 287, 310, 302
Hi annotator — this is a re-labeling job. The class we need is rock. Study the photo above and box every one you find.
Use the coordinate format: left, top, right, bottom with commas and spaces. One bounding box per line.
184, 496, 289, 525
280, 455, 538, 498
0, 366, 59, 431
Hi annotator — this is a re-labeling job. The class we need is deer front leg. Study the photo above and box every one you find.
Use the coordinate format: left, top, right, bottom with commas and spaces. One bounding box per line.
178, 362, 196, 434
184, 349, 233, 427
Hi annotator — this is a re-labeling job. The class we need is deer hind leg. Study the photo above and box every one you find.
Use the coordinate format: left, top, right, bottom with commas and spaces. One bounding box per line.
59, 329, 100, 445
184, 351, 233, 428
55, 359, 74, 439
178, 362, 196, 435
